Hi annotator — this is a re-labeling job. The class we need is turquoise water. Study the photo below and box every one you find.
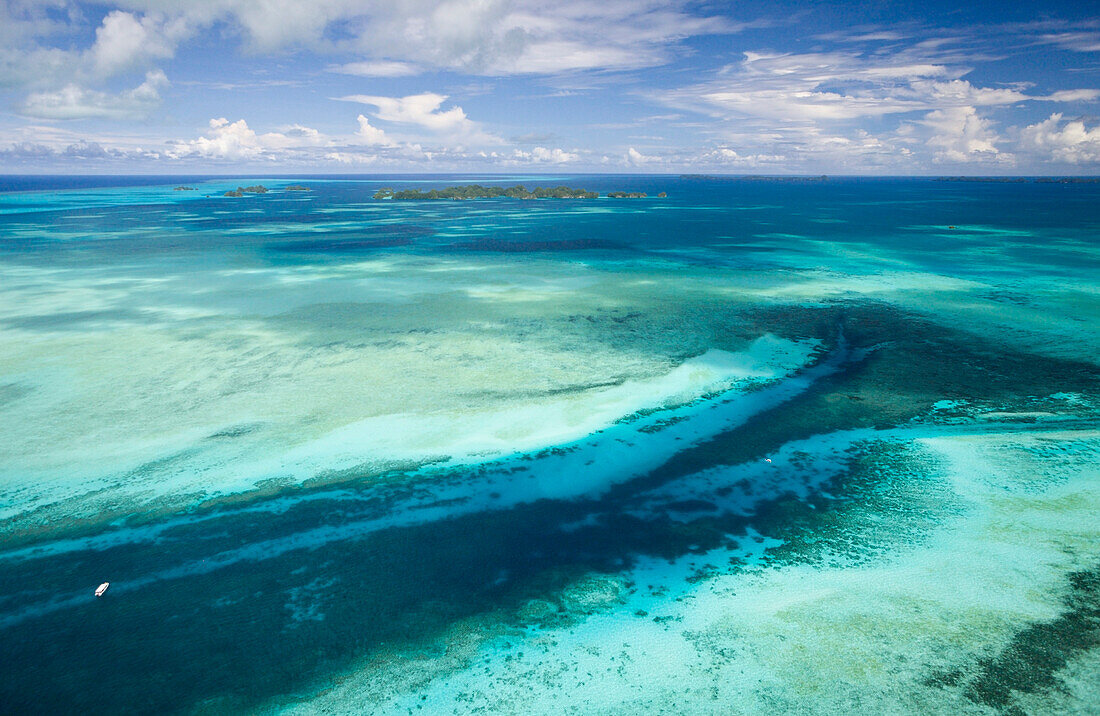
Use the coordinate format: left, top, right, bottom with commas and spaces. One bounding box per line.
0, 175, 1098, 713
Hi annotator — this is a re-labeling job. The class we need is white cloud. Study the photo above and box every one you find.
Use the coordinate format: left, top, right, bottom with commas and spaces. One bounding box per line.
661, 51, 934, 122
659, 49, 1098, 126
331, 61, 420, 77
338, 92, 502, 145
346, 93, 469, 132
914, 79, 1029, 107
278, 125, 328, 146
922, 106, 1009, 164
178, 117, 264, 159
0, 2, 80, 89
1038, 32, 1100, 53
657, 39, 1100, 126
2, 7, 188, 89
1020, 113, 1100, 164
19, 70, 169, 120
355, 114, 394, 146
107, 0, 739, 75
324, 151, 379, 165
626, 147, 652, 165
88, 11, 179, 77
168, 117, 329, 160
0, 46, 75, 91
1044, 89, 1100, 102
111, 0, 365, 52
648, 34, 1099, 171
511, 146, 578, 163
700, 147, 786, 166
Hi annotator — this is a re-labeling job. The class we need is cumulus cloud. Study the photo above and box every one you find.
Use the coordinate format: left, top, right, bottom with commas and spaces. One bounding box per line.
167, 117, 328, 160
176, 117, 265, 159
648, 32, 1099, 170
0, 2, 81, 89
0, 132, 166, 164
626, 147, 653, 165
511, 146, 578, 163
6, 5, 1100, 173
88, 11, 180, 77
1021, 113, 1100, 164
19, 70, 169, 119
107, 0, 365, 52
2, 6, 187, 91
0, 142, 58, 162
922, 106, 1009, 164
339, 92, 502, 145
355, 114, 394, 146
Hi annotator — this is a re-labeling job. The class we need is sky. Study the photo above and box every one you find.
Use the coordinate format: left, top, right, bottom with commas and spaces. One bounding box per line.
2, 0, 1100, 174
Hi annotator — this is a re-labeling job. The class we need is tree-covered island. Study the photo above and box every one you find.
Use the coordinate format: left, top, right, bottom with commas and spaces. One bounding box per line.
223, 185, 268, 197
371, 185, 661, 200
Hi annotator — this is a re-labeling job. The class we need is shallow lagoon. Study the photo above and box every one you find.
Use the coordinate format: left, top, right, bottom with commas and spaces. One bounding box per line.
0, 176, 1097, 714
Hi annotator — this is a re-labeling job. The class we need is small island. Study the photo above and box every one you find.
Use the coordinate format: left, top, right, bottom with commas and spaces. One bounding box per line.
373, 185, 598, 200
223, 185, 268, 197
371, 184, 662, 200
284, 185, 311, 191
680, 174, 828, 182
935, 176, 1028, 183
174, 186, 196, 191
935, 176, 1100, 184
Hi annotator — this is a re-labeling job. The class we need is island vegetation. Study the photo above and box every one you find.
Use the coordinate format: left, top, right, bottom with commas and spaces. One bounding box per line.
680, 174, 828, 182
174, 186, 196, 191
373, 185, 598, 200
284, 185, 311, 191
371, 184, 663, 200
934, 176, 1027, 183
936, 176, 1100, 184
223, 185, 268, 197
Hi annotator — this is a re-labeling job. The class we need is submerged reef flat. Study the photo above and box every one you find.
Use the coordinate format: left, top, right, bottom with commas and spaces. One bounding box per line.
0, 176, 1098, 714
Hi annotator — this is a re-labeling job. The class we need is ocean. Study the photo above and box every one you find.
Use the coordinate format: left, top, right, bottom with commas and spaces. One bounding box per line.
0, 174, 1097, 714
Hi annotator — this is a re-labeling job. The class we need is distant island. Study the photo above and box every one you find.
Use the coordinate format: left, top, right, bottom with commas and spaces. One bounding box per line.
284, 185, 311, 191
371, 185, 663, 200
374, 185, 597, 200
223, 185, 268, 197
936, 176, 1100, 184
174, 186, 196, 191
680, 175, 828, 182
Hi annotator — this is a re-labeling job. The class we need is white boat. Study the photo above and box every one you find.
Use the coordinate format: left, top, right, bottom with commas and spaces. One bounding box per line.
95, 582, 109, 597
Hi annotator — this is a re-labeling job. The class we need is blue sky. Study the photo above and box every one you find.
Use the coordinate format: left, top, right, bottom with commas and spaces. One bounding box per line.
2, 0, 1100, 174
